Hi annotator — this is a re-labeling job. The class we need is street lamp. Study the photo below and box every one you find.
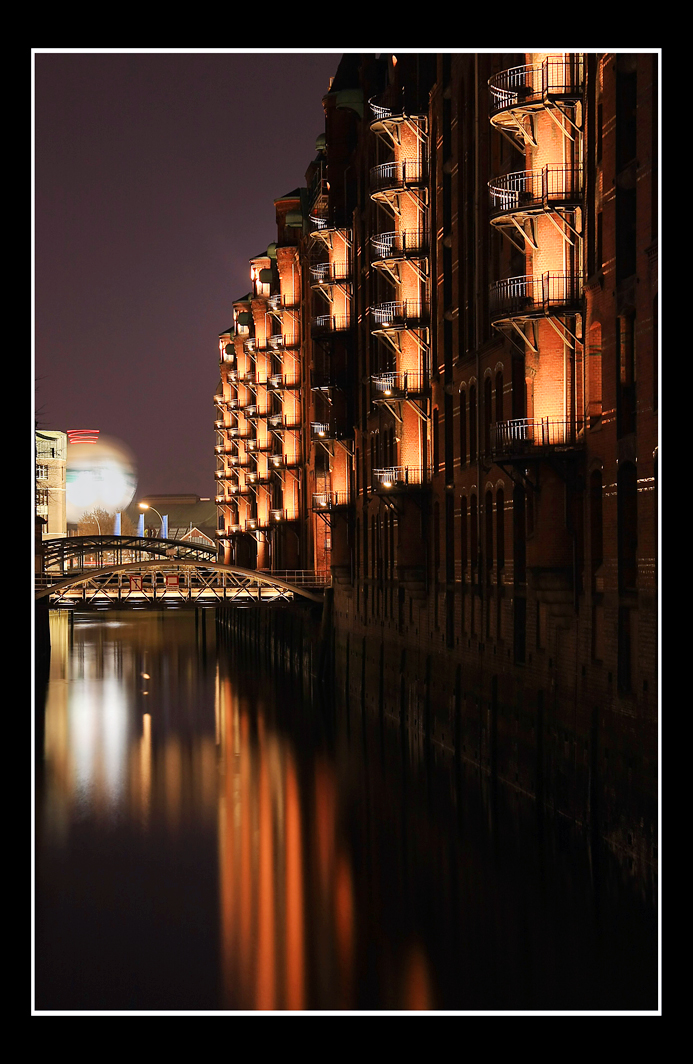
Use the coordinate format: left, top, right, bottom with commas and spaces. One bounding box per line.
139, 502, 163, 537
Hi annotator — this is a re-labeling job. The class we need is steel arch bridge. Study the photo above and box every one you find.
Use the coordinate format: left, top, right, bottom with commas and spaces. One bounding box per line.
35, 559, 326, 610
40, 534, 218, 573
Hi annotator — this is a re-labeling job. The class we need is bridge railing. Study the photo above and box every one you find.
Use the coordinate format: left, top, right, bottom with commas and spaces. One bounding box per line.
256, 569, 331, 587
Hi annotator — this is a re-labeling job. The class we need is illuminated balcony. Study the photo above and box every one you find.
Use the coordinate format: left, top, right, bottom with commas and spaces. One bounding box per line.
311, 314, 350, 336
228, 454, 251, 469
245, 517, 269, 532
269, 508, 300, 524
226, 482, 252, 498
312, 491, 351, 511
370, 160, 427, 197
246, 438, 274, 453
368, 85, 428, 126
371, 370, 428, 400
228, 425, 253, 440
489, 272, 582, 323
489, 55, 585, 146
246, 470, 272, 486
267, 373, 301, 392
372, 466, 431, 492
268, 453, 301, 470
371, 299, 428, 332
310, 421, 349, 442
310, 261, 351, 288
370, 229, 429, 263
489, 166, 583, 220
269, 334, 300, 357
491, 417, 584, 457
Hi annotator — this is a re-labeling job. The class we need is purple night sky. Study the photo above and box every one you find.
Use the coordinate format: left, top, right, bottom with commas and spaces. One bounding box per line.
34, 50, 342, 500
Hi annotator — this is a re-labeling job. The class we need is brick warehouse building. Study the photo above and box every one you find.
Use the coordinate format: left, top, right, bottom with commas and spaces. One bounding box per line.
215, 52, 659, 871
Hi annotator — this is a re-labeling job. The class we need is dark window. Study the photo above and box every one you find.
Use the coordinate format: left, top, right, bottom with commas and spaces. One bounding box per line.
590, 470, 603, 576
617, 461, 638, 591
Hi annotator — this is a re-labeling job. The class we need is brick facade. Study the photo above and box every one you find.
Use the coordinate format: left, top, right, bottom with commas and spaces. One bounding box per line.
214, 53, 659, 873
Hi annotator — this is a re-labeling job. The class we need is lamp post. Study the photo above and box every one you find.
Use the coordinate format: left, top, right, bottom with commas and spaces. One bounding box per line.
139, 502, 164, 538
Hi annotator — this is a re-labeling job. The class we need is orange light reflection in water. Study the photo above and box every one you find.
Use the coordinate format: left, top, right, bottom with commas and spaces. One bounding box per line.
218, 674, 310, 1010
216, 671, 360, 1010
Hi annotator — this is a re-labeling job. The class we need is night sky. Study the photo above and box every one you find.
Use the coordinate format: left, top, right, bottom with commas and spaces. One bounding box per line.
34, 50, 343, 499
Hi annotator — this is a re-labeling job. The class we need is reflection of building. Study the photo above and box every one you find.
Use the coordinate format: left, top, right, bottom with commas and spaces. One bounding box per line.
215, 53, 659, 859
35, 430, 67, 539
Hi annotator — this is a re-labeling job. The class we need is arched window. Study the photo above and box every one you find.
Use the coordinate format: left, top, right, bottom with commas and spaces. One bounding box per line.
460, 495, 468, 575
470, 494, 478, 571
484, 376, 492, 455
469, 385, 477, 462
496, 488, 505, 571
459, 390, 467, 468
495, 370, 504, 424
485, 490, 493, 579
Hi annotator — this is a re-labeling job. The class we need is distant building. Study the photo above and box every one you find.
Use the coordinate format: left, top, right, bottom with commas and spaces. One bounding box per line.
125, 493, 217, 544
35, 430, 67, 539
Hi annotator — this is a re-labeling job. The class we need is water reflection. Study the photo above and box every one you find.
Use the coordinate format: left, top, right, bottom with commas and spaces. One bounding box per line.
35, 610, 658, 1012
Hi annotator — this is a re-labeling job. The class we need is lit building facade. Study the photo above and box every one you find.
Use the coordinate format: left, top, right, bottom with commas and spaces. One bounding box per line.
35, 430, 67, 539
215, 52, 659, 865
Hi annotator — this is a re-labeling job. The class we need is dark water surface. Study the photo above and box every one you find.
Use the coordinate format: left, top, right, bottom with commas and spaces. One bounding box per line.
34, 610, 658, 1012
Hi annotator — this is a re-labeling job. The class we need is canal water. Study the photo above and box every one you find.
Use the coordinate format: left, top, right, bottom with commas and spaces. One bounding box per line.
34, 609, 658, 1013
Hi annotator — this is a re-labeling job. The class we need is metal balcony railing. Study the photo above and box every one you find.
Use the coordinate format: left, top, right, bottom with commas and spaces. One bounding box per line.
269, 508, 299, 523
270, 373, 301, 390
370, 159, 427, 194
370, 229, 429, 260
489, 166, 583, 215
311, 421, 347, 440
310, 261, 351, 285
372, 466, 431, 490
371, 370, 428, 398
491, 417, 583, 454
489, 272, 582, 319
371, 300, 428, 329
312, 491, 351, 510
489, 55, 584, 116
368, 85, 428, 123
311, 314, 351, 334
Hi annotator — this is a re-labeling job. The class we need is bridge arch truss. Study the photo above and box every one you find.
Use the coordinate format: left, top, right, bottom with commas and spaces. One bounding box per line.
35, 560, 326, 610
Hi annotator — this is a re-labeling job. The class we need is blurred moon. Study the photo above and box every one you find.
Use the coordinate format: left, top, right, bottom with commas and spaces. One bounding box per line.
66, 435, 138, 523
